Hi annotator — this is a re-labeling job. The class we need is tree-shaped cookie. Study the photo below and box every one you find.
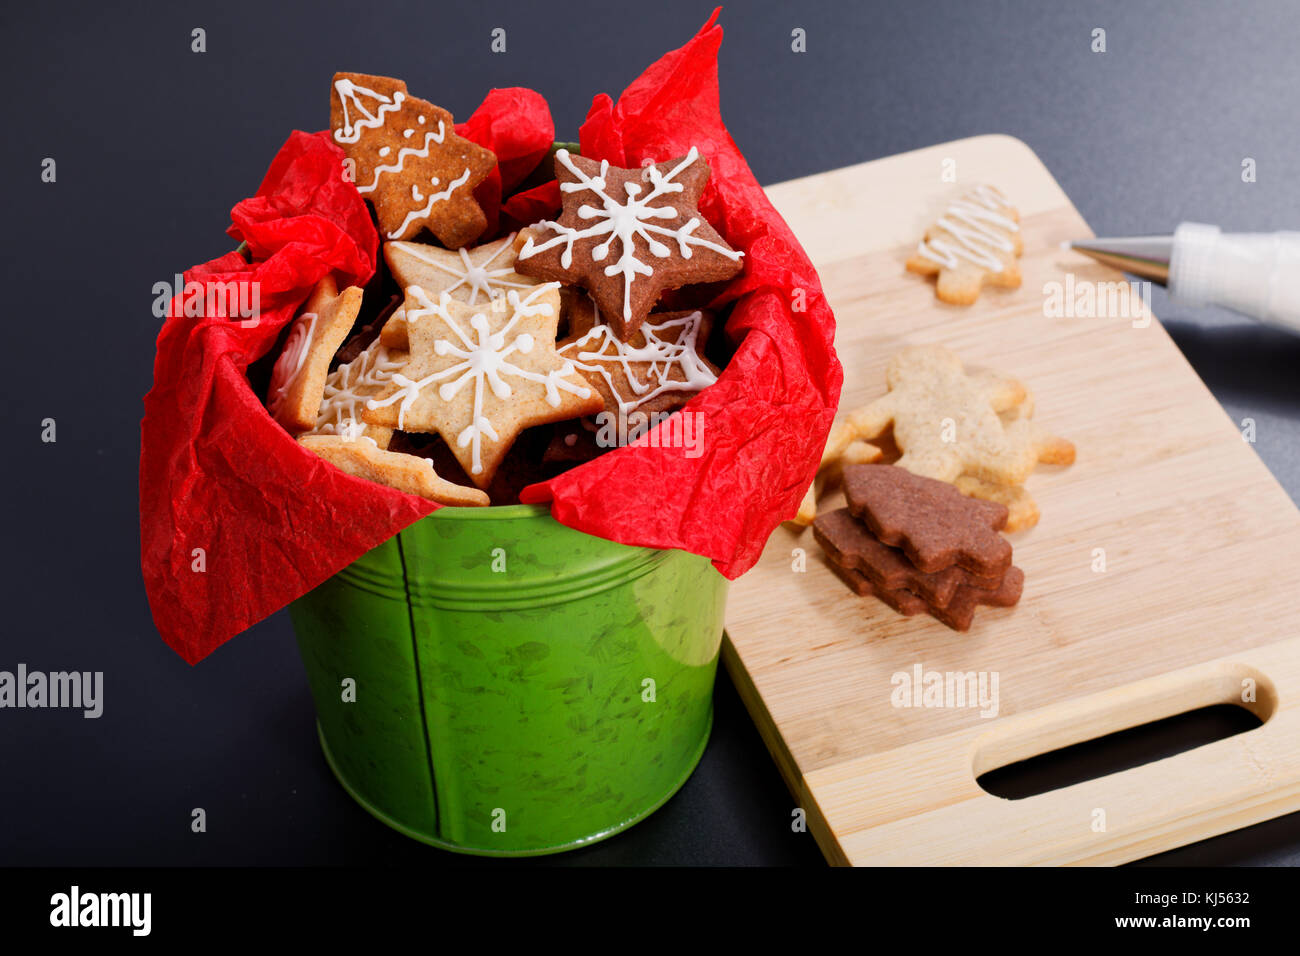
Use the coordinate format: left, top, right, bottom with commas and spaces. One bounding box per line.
362, 283, 603, 487
514, 148, 744, 340
557, 295, 720, 416
842, 464, 1012, 577
905, 185, 1023, 305
267, 275, 364, 433
847, 345, 1071, 486
330, 72, 496, 246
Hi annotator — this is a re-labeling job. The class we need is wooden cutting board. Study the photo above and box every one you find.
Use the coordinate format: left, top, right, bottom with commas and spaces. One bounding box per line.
725, 134, 1300, 866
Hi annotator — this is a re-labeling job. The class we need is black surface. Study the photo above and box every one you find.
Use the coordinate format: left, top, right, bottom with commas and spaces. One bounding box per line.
2, 0, 1299, 867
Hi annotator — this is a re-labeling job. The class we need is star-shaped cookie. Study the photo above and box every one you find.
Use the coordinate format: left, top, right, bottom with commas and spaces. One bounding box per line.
362, 283, 603, 487
330, 72, 496, 246
514, 148, 744, 339
379, 233, 542, 349
267, 275, 364, 433
307, 337, 407, 448
299, 434, 489, 506
557, 294, 720, 416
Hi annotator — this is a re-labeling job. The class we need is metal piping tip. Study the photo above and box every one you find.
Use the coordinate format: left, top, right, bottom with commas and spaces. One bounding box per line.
1067, 235, 1173, 285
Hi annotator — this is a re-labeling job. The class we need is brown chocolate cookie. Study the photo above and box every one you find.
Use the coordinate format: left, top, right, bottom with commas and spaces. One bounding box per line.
843, 464, 1011, 577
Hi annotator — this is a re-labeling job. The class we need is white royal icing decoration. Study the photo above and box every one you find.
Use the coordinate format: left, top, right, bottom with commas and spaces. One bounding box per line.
388, 168, 473, 240
268, 312, 318, 413
516, 147, 744, 322
314, 341, 405, 442
391, 233, 535, 305
357, 121, 448, 195
332, 78, 405, 145
559, 306, 717, 414
915, 185, 1019, 273
366, 283, 590, 475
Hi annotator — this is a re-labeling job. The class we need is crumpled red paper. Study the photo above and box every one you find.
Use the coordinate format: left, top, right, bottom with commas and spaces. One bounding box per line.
140, 10, 842, 665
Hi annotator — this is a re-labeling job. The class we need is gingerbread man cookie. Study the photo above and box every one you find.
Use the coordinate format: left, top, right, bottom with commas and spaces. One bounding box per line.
514, 148, 744, 340
362, 283, 603, 487
847, 345, 1071, 486
905, 186, 1023, 305
330, 72, 496, 246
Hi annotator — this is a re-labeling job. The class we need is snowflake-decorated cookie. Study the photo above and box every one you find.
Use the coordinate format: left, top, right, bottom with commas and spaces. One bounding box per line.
307, 338, 407, 448
557, 295, 720, 416
330, 72, 496, 246
267, 275, 364, 433
362, 283, 603, 487
514, 148, 744, 340
379, 233, 541, 349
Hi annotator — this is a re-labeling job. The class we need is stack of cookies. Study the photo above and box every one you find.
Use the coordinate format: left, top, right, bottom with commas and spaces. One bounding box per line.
813, 464, 1023, 631
261, 70, 745, 506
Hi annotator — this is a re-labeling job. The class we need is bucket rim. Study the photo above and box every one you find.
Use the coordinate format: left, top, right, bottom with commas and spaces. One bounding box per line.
431, 502, 552, 522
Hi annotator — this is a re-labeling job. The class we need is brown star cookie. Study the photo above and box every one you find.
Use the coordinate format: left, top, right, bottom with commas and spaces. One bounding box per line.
361, 283, 603, 487
267, 275, 364, 433
842, 464, 1012, 577
514, 148, 744, 339
557, 294, 720, 416
330, 72, 496, 246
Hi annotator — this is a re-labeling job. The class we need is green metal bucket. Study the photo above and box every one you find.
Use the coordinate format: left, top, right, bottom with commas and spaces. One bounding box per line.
289, 503, 728, 856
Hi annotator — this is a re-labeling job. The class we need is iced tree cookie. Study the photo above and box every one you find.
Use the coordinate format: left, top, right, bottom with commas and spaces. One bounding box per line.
905, 186, 1022, 305
330, 72, 496, 246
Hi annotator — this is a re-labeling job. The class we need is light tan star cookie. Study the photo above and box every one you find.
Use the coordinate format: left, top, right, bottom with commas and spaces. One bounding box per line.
267, 275, 364, 433
362, 283, 603, 487
905, 186, 1023, 305
380, 233, 542, 350
299, 434, 489, 506
330, 72, 496, 246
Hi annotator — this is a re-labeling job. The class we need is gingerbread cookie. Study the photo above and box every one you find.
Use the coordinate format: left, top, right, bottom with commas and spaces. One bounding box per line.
827, 560, 1024, 632
267, 275, 364, 433
362, 284, 603, 487
813, 508, 1001, 607
514, 148, 744, 339
299, 434, 488, 506
905, 186, 1022, 305
330, 72, 496, 246
842, 464, 1012, 577
847, 345, 1071, 486
792, 422, 882, 525
557, 295, 719, 416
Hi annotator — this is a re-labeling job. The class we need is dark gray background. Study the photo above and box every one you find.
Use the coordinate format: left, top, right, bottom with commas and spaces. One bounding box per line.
2, 0, 1298, 866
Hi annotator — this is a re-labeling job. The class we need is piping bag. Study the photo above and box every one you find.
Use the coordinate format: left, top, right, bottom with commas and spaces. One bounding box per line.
1068, 223, 1300, 333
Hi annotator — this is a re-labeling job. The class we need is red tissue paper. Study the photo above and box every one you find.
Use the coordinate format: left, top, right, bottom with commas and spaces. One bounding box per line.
140, 9, 842, 664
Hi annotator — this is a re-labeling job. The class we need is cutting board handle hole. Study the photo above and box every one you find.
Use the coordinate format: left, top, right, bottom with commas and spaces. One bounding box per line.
972, 664, 1275, 800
